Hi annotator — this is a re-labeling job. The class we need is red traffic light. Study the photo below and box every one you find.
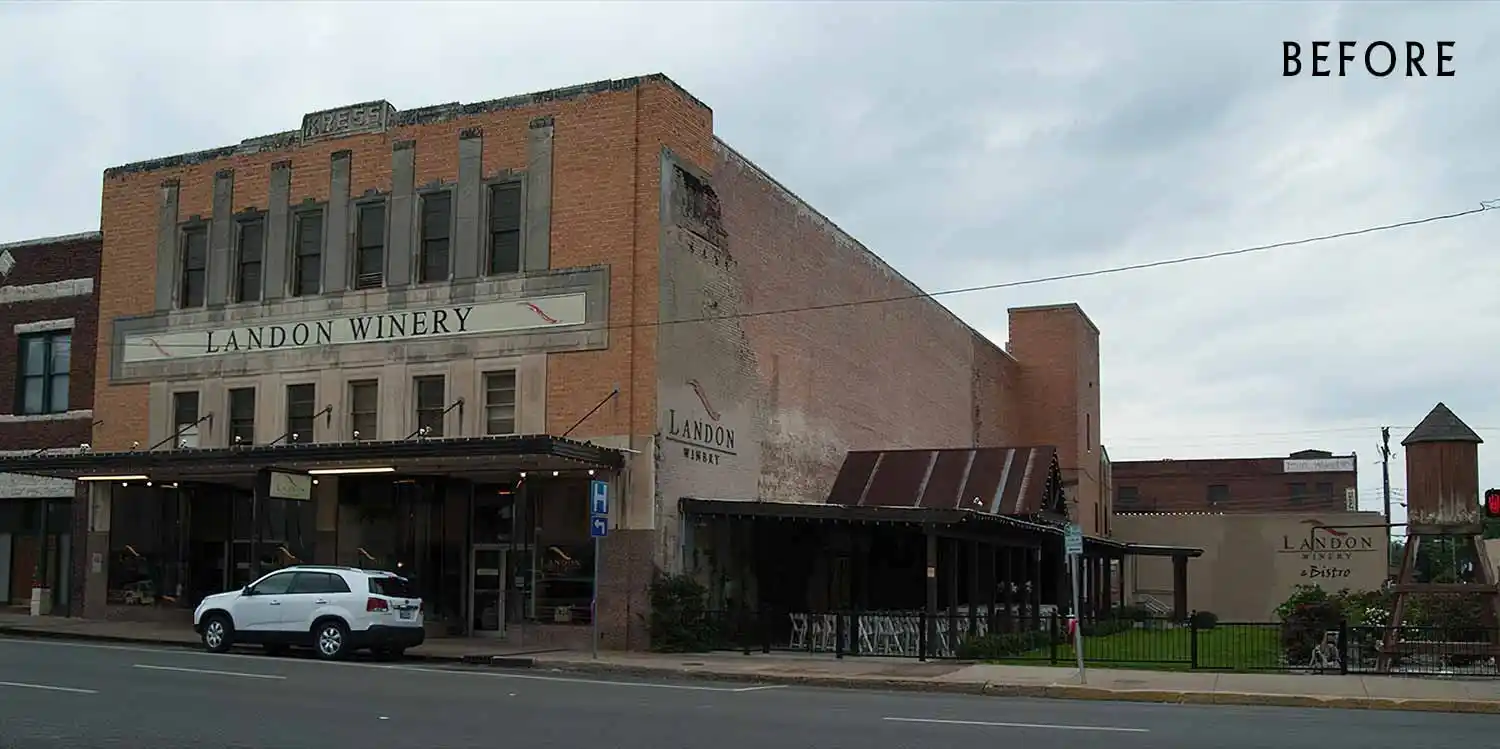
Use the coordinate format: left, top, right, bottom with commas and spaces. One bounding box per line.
1486, 489, 1500, 517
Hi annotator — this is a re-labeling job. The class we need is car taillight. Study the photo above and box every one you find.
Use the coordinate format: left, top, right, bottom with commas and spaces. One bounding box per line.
367, 597, 389, 612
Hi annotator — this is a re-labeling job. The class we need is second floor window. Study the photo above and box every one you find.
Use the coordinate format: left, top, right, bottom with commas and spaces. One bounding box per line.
414, 376, 445, 437
419, 192, 451, 283
228, 388, 256, 445
484, 370, 517, 435
236, 218, 264, 303
1288, 482, 1308, 505
1207, 484, 1229, 507
172, 391, 200, 448
16, 331, 70, 415
354, 203, 386, 290
179, 226, 208, 308
348, 380, 378, 440
286, 383, 316, 443
293, 210, 323, 297
488, 182, 522, 275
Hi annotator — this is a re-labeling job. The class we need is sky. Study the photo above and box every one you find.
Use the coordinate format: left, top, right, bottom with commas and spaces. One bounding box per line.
1, 1, 1495, 527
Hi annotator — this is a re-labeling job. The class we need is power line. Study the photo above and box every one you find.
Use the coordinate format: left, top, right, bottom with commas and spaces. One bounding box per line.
115, 199, 1498, 350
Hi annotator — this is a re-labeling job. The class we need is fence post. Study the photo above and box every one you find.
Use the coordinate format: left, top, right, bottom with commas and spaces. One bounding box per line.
1049, 612, 1059, 665
1338, 618, 1349, 675
835, 612, 845, 659
1189, 611, 1199, 669
918, 611, 929, 662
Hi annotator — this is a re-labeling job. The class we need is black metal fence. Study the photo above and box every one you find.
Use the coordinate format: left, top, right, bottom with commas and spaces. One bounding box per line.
683, 609, 1500, 676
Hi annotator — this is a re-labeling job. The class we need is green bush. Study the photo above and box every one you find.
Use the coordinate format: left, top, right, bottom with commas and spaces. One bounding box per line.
647, 573, 716, 653
1277, 585, 1343, 665
1190, 610, 1219, 630
1114, 605, 1153, 623
955, 630, 1050, 660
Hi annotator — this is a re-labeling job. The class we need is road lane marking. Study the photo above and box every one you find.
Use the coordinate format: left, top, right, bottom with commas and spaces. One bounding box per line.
0, 680, 98, 694
884, 717, 1149, 733
731, 685, 788, 692
132, 664, 286, 680
379, 663, 773, 692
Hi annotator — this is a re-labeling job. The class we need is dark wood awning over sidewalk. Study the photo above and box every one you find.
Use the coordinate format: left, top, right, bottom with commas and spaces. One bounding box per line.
826, 446, 1069, 518
0, 435, 624, 482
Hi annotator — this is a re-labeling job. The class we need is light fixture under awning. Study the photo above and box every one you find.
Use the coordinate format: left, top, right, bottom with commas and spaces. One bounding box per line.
306, 466, 396, 476
78, 474, 149, 482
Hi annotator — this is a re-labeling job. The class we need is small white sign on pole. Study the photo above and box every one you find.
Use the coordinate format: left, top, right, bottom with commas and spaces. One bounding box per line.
1064, 523, 1086, 684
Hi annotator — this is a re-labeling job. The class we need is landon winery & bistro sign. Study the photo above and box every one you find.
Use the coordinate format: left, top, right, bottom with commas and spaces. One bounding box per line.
1278, 519, 1380, 581
120, 294, 586, 364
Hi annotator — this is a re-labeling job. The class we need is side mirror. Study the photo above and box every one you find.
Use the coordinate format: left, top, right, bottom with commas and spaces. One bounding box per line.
241, 586, 253, 596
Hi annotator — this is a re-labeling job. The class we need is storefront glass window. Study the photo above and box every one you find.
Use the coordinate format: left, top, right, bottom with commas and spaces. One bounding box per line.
107, 485, 185, 608
529, 481, 594, 625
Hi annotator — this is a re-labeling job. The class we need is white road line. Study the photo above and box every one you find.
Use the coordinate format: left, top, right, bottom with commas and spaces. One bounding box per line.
2, 638, 781, 693
0, 680, 98, 694
132, 664, 286, 680
883, 717, 1150, 733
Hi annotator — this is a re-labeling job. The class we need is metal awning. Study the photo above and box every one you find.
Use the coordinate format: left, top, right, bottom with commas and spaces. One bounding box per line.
825, 446, 1067, 517
0, 435, 624, 482
681, 497, 1060, 535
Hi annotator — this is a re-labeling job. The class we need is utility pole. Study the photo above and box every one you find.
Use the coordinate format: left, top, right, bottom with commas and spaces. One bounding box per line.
1380, 426, 1393, 528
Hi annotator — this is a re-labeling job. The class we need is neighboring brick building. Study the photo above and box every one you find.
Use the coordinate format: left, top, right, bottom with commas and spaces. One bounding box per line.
1113, 449, 1359, 514
0, 231, 102, 614
0, 75, 1100, 648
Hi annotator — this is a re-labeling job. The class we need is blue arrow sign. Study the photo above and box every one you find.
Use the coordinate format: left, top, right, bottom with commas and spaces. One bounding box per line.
590, 515, 608, 538
590, 479, 609, 515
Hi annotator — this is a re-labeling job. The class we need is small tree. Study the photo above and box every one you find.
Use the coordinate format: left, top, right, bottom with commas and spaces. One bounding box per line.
647, 573, 716, 653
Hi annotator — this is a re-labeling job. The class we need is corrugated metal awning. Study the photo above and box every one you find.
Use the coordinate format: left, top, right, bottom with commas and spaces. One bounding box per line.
825, 446, 1065, 516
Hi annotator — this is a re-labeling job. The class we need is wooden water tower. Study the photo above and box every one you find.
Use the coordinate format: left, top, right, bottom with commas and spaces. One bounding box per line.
1377, 402, 1500, 670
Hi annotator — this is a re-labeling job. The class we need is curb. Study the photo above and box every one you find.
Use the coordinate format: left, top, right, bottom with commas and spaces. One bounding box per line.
6, 627, 1498, 715
533, 660, 1500, 715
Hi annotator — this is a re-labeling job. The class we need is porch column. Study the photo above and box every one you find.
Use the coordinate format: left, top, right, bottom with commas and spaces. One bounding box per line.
1172, 555, 1189, 620
982, 543, 998, 633
999, 546, 1014, 632
1028, 547, 1042, 620
966, 539, 980, 635
82, 482, 110, 620
945, 537, 960, 649
1117, 556, 1128, 608
924, 525, 938, 645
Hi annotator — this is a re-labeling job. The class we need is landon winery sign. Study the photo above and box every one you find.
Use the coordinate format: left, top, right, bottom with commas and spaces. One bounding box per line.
120, 294, 586, 364
1278, 520, 1380, 581
662, 380, 738, 467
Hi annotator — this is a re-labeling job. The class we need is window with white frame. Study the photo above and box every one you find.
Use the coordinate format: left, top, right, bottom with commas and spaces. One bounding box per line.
484, 370, 517, 435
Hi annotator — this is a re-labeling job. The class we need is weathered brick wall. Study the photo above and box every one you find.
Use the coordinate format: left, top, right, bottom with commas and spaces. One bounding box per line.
0, 232, 102, 453
1113, 456, 1357, 514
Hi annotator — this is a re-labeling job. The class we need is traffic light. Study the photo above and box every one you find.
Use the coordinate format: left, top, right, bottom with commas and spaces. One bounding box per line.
1485, 488, 1500, 518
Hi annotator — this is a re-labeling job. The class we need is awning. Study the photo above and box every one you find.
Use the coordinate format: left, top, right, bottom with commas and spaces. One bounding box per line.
681, 497, 1059, 535
0, 435, 624, 483
826, 446, 1067, 516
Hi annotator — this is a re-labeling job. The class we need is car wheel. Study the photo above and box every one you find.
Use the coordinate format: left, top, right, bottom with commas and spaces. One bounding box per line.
313, 620, 350, 661
201, 614, 234, 654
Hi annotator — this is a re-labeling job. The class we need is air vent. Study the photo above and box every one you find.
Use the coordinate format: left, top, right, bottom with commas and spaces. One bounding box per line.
354, 272, 383, 290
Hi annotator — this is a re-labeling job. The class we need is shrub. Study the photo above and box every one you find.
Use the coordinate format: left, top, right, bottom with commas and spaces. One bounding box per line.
1277, 585, 1344, 665
1189, 610, 1219, 630
1114, 605, 1153, 623
956, 630, 1050, 660
647, 573, 716, 653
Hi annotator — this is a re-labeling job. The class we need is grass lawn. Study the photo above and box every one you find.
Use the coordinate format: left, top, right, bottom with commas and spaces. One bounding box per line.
996, 623, 1286, 672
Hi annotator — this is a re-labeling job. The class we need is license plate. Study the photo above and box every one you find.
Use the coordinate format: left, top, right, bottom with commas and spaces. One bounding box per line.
398, 609, 413, 620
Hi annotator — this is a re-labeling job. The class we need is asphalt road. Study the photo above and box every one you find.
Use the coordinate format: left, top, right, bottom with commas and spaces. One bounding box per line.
2, 638, 1498, 749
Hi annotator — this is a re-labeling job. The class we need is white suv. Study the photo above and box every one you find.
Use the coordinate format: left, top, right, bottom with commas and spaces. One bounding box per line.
193, 565, 425, 660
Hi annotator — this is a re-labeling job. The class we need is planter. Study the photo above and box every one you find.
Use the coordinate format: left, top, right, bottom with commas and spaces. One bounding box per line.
29, 587, 52, 617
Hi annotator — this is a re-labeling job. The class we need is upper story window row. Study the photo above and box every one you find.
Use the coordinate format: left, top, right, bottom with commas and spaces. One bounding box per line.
175, 181, 524, 310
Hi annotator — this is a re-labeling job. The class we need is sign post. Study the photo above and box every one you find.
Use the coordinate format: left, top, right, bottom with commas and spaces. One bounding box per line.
589, 479, 610, 660
1064, 523, 1086, 684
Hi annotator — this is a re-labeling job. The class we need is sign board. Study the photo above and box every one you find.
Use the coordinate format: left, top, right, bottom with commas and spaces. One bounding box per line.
590, 479, 609, 515
1344, 487, 1358, 511
1064, 523, 1083, 556
120, 294, 587, 364
590, 516, 608, 539
1283, 457, 1355, 473
266, 470, 312, 502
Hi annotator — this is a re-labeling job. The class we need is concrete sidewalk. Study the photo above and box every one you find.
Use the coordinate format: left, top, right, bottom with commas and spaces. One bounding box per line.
4, 613, 1499, 714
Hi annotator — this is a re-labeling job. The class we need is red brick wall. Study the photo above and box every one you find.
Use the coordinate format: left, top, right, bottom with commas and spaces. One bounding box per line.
0, 233, 101, 451
1113, 456, 1357, 513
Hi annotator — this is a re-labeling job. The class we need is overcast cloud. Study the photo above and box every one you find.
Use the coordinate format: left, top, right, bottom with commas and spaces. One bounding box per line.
2, 1, 1495, 526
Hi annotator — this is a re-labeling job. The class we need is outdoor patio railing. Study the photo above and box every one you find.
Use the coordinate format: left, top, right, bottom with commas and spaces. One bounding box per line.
684, 609, 1500, 676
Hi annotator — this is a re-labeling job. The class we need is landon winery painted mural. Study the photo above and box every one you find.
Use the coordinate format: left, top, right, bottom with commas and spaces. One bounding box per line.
663, 380, 738, 467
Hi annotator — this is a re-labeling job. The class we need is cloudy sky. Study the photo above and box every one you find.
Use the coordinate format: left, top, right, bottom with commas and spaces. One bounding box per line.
1, 1, 1494, 524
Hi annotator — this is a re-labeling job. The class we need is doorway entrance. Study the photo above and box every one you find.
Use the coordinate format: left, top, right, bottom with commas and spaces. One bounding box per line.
471, 545, 507, 636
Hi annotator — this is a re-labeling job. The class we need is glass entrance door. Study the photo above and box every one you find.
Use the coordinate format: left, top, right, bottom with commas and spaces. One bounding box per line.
471, 545, 507, 636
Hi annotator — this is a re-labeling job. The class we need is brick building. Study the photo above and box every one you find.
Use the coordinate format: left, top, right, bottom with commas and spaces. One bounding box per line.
1113, 449, 1359, 514
0, 231, 102, 614
0, 75, 1105, 649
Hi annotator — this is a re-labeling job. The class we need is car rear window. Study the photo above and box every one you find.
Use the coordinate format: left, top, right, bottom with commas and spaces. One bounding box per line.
368, 576, 416, 599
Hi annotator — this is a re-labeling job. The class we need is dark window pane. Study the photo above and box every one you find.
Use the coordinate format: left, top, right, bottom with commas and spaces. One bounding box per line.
414, 376, 445, 438
180, 228, 208, 308
355, 204, 386, 289
16, 332, 70, 414
369, 575, 416, 598
237, 220, 264, 302
294, 212, 323, 297
349, 380, 379, 440
286, 383, 316, 443
251, 572, 296, 596
419, 194, 450, 283
229, 388, 257, 445
488, 183, 522, 275
484, 370, 517, 435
